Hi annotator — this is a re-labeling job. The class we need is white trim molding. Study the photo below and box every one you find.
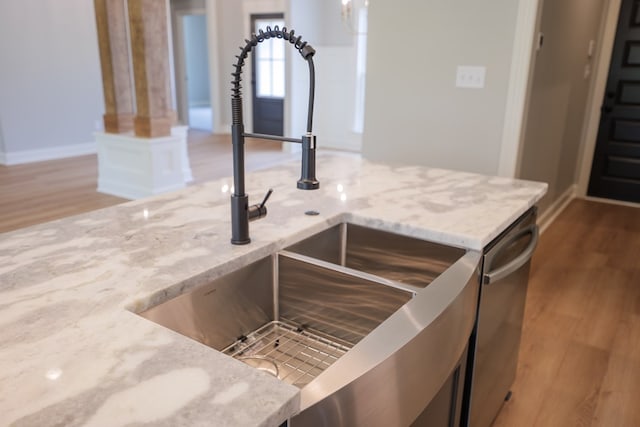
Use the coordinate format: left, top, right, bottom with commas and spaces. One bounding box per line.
583, 195, 640, 209
498, 0, 541, 178
0, 142, 97, 166
539, 184, 577, 233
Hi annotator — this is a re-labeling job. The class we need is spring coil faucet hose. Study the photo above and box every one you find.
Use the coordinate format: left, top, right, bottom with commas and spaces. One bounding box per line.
231, 26, 316, 132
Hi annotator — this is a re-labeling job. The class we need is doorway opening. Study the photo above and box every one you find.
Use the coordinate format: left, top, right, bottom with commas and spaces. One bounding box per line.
173, 9, 213, 132
588, 0, 640, 203
184, 14, 212, 131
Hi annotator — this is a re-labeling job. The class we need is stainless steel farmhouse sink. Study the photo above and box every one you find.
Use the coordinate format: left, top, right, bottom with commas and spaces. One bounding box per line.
139, 224, 482, 426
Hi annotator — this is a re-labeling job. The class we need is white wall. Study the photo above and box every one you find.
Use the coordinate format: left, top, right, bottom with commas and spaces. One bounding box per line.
215, 0, 246, 129
0, 0, 104, 162
362, 0, 519, 175
0, 118, 5, 153
0, 0, 364, 161
288, 0, 363, 151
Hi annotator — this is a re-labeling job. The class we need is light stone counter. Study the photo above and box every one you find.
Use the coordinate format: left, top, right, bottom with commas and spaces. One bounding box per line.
0, 154, 547, 426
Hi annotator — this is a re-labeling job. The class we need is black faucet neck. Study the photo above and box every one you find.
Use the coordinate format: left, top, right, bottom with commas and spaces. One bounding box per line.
230, 27, 319, 245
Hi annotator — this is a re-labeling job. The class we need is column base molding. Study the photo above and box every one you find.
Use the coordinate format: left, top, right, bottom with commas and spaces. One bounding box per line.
96, 127, 192, 199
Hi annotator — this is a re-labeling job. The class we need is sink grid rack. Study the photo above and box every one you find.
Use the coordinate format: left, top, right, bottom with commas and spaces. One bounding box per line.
221, 319, 353, 388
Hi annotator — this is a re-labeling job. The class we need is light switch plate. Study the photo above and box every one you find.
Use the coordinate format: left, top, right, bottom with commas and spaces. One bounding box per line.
456, 66, 486, 89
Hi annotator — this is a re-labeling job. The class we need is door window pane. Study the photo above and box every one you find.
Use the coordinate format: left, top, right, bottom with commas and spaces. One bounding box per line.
256, 39, 270, 59
272, 60, 285, 97
257, 61, 272, 97
254, 18, 285, 99
273, 37, 285, 60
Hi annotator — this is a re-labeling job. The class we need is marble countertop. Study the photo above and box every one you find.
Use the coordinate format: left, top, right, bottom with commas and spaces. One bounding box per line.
0, 153, 547, 426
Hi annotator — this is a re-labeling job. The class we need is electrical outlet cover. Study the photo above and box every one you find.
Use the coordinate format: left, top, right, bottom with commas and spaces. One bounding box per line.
456, 66, 486, 89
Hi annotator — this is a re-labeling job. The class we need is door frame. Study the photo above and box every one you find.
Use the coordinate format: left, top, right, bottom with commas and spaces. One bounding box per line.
241, 0, 287, 135
576, 0, 623, 197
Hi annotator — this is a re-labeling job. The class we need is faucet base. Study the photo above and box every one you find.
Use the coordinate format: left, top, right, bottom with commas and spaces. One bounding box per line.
297, 180, 320, 190
231, 194, 251, 245
231, 237, 251, 245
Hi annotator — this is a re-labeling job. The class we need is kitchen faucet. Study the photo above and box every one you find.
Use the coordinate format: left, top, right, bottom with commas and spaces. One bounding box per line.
230, 26, 319, 245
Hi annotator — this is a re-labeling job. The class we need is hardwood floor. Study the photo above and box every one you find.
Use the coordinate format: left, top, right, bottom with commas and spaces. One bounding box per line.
0, 130, 296, 233
1, 140, 639, 426
493, 199, 640, 427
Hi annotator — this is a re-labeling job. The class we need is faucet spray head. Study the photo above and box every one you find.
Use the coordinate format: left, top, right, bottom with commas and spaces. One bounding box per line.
297, 134, 319, 190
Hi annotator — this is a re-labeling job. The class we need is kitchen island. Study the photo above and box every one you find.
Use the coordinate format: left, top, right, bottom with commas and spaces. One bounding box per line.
0, 153, 546, 426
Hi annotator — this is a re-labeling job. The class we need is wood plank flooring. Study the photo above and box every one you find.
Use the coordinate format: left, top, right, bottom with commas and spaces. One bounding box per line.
493, 199, 640, 427
1, 139, 639, 426
0, 130, 296, 233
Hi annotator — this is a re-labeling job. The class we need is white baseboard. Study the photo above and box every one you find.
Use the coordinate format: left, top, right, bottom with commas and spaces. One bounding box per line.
0, 142, 97, 166
189, 101, 211, 108
582, 196, 640, 209
538, 184, 577, 233
321, 134, 363, 153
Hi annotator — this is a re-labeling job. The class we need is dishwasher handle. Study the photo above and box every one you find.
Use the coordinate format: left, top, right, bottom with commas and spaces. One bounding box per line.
483, 225, 539, 285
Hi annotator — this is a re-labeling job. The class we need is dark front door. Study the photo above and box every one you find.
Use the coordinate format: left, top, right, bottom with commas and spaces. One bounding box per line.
251, 14, 285, 136
589, 0, 640, 202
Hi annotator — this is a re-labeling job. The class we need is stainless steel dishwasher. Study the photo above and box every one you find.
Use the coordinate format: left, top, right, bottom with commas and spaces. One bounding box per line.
462, 208, 539, 427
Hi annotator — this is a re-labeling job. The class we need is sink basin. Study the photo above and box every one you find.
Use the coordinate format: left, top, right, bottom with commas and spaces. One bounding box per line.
140, 252, 412, 388
139, 223, 482, 426
285, 223, 466, 289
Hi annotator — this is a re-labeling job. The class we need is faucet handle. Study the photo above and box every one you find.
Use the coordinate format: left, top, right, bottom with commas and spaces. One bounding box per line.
248, 188, 273, 222
259, 188, 273, 208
